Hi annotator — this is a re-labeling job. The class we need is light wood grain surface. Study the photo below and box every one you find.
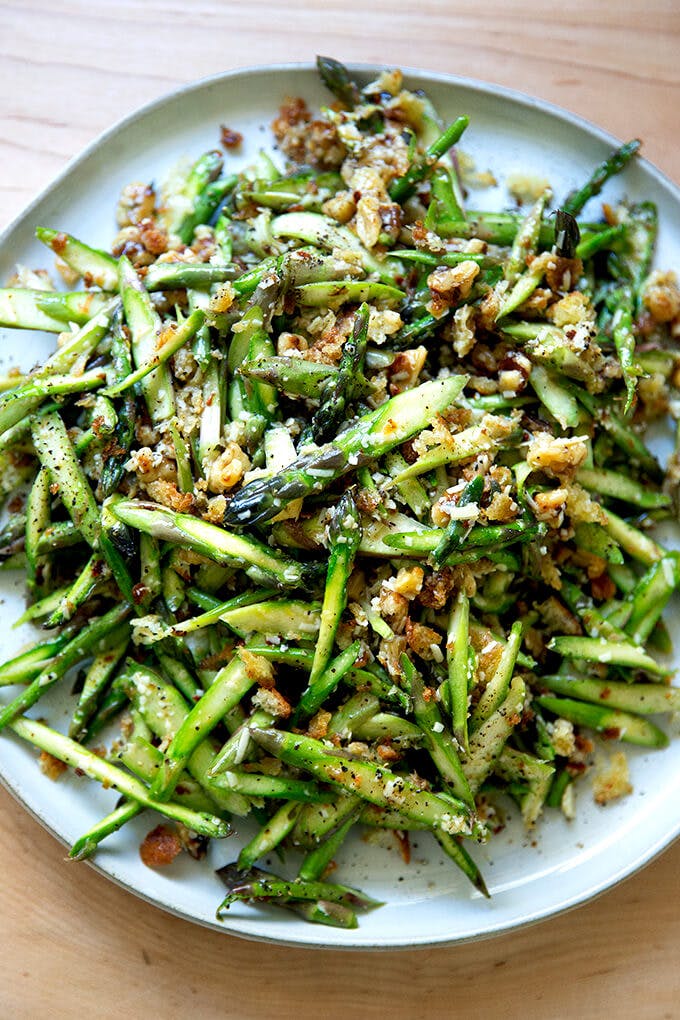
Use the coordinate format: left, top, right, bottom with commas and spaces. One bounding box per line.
1, 2, 680, 1017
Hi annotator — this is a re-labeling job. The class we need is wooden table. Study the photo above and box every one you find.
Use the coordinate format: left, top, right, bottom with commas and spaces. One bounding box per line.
1, 3, 679, 1016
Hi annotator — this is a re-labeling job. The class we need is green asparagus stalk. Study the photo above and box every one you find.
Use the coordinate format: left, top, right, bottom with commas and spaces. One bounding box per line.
538, 674, 680, 715
389, 116, 469, 203
469, 622, 522, 729
432, 474, 484, 565
316, 55, 361, 108
547, 635, 666, 676
295, 491, 362, 721
241, 356, 344, 400
112, 499, 317, 589
0, 603, 131, 730
404, 655, 473, 806
463, 676, 526, 793
563, 139, 641, 216
69, 639, 129, 742
216, 863, 367, 927
301, 303, 370, 444
223, 375, 467, 526
227, 305, 278, 449
434, 830, 489, 898
625, 557, 679, 645
298, 810, 360, 882
271, 212, 396, 282
250, 727, 479, 837
8, 716, 230, 839
150, 651, 256, 802
118, 255, 174, 422
143, 262, 234, 292
0, 368, 107, 436
35, 227, 118, 290
0, 289, 112, 332
31, 412, 133, 602
296, 641, 362, 724
504, 190, 550, 284
69, 801, 143, 860
25, 467, 51, 600
494, 747, 554, 827
217, 863, 381, 913
609, 286, 640, 414
104, 308, 205, 396
119, 660, 249, 815
535, 694, 668, 748
237, 802, 303, 871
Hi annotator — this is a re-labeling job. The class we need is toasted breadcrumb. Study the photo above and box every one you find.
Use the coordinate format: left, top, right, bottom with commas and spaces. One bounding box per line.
593, 751, 632, 805
550, 719, 577, 757
38, 751, 67, 781
237, 648, 275, 687
140, 825, 183, 868
252, 686, 292, 719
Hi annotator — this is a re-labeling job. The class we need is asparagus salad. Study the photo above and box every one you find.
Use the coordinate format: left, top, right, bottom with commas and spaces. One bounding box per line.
0, 57, 679, 930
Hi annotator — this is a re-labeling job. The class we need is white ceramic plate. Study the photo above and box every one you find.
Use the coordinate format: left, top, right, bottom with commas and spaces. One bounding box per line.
1, 63, 679, 950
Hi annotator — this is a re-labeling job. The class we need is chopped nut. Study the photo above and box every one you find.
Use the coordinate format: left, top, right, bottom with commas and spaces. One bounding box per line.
145, 479, 195, 513
405, 618, 443, 660
322, 191, 356, 223
638, 371, 669, 419
355, 193, 383, 248
643, 270, 680, 323
54, 256, 80, 287
387, 346, 427, 394
410, 221, 446, 254
498, 368, 524, 394
116, 181, 155, 227
111, 225, 155, 267
526, 433, 588, 481
545, 255, 583, 293
376, 742, 402, 763
375, 585, 409, 635
175, 824, 209, 860
565, 483, 607, 525
427, 262, 480, 317
591, 572, 616, 601
206, 443, 251, 494
377, 634, 409, 679
533, 487, 568, 528
277, 331, 309, 356
138, 217, 168, 256
418, 567, 457, 609
209, 282, 236, 316
450, 304, 477, 358
388, 566, 424, 600
367, 307, 403, 346
203, 494, 228, 524
484, 489, 518, 523
537, 596, 581, 636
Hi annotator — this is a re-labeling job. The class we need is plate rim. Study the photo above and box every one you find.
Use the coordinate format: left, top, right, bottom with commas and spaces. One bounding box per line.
2, 763, 677, 951
2, 59, 678, 246
1, 60, 679, 950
